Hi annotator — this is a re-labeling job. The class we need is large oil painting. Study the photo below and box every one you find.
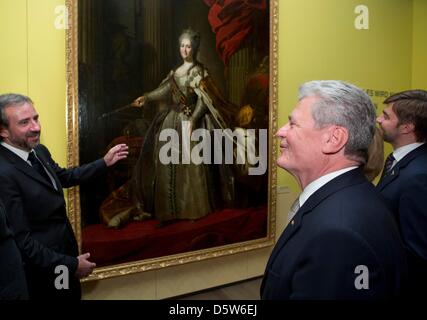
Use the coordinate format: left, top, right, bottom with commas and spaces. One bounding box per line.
66, 0, 278, 280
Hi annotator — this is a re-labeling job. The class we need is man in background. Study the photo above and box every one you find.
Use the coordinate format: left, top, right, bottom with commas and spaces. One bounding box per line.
376, 89, 427, 298
261, 80, 407, 299
0, 93, 129, 299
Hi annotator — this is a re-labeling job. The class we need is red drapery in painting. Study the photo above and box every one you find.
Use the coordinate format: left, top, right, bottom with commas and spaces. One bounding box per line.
203, 0, 268, 65
83, 206, 267, 267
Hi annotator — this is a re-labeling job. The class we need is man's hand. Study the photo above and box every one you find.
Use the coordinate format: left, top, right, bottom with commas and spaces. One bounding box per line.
75, 252, 96, 279
103, 144, 129, 167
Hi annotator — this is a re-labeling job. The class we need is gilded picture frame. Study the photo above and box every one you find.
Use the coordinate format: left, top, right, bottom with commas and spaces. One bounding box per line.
66, 0, 278, 281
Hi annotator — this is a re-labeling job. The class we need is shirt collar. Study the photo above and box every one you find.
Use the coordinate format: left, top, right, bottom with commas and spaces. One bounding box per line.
299, 166, 359, 208
0, 142, 31, 162
393, 142, 425, 163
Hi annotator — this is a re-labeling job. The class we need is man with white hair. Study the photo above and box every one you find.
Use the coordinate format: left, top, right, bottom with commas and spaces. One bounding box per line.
261, 80, 407, 299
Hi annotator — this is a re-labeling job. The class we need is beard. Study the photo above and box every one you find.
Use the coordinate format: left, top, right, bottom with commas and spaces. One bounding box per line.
9, 131, 40, 151
378, 126, 394, 143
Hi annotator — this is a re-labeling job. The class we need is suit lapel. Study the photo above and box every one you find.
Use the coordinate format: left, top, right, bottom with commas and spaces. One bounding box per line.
377, 144, 427, 191
376, 170, 399, 190
0, 145, 59, 192
266, 169, 367, 269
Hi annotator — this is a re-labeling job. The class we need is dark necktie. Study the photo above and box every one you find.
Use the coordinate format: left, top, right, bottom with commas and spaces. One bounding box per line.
381, 153, 396, 179
28, 151, 52, 185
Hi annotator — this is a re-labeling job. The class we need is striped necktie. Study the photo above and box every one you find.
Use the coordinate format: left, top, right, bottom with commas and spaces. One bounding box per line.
381, 153, 396, 179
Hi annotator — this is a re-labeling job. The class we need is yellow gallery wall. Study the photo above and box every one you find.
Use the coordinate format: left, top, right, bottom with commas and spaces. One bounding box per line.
278, 0, 413, 191
413, 0, 427, 90
0, 0, 419, 189
0, 0, 67, 166
0, 0, 425, 298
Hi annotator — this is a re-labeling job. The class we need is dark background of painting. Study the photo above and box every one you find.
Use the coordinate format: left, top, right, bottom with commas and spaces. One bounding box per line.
77, 0, 269, 226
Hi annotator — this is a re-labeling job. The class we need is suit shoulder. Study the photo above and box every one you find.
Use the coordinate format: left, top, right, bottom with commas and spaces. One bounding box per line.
35, 144, 49, 153
328, 181, 384, 208
410, 152, 427, 169
398, 156, 427, 181
314, 182, 391, 227
35, 144, 52, 158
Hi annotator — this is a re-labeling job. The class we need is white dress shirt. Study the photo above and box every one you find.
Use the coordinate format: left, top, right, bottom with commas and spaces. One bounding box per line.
298, 166, 359, 209
1, 141, 30, 163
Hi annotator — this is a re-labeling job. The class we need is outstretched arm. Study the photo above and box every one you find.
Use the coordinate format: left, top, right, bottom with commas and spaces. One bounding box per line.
131, 72, 173, 107
103, 143, 129, 167
36, 144, 127, 187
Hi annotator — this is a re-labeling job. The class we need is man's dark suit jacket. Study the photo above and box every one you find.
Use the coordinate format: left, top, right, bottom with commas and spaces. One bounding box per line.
376, 143, 427, 297
0, 144, 107, 299
261, 168, 407, 299
0, 199, 28, 300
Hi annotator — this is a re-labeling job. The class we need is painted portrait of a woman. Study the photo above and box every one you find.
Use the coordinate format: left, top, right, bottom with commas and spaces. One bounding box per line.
73, 0, 273, 270
129, 29, 235, 226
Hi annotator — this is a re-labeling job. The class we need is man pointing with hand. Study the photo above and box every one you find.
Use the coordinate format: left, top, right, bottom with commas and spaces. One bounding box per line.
0, 93, 128, 299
